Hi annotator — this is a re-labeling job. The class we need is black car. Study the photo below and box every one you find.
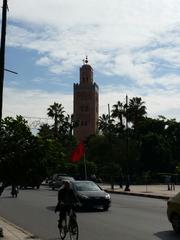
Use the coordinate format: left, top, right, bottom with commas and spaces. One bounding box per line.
71, 180, 111, 211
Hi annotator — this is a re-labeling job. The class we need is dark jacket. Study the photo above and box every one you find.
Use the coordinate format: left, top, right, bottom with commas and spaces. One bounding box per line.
58, 188, 77, 204
55, 187, 77, 212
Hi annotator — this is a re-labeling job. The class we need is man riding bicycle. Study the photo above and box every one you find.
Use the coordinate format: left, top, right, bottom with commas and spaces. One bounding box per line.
55, 180, 78, 228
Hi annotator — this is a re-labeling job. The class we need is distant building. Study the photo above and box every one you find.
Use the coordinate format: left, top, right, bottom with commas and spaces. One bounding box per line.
73, 57, 99, 141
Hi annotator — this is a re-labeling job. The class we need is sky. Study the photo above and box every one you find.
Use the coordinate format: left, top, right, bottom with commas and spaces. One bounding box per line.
2, 0, 180, 127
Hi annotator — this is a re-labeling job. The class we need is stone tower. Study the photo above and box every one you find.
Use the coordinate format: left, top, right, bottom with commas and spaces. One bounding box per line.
73, 57, 99, 141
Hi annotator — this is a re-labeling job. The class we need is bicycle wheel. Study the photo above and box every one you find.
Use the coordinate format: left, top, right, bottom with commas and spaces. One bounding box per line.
69, 218, 79, 240
59, 219, 67, 240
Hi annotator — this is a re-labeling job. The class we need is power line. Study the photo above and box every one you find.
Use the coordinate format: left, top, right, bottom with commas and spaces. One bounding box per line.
23, 116, 53, 130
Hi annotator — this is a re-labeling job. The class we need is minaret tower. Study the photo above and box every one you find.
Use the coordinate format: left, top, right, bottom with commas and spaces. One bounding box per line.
73, 57, 99, 141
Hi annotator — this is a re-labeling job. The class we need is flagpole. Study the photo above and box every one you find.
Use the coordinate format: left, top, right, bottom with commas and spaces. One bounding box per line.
83, 153, 87, 180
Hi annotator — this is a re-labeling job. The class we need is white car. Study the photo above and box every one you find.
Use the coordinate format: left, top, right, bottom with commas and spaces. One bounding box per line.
167, 192, 180, 233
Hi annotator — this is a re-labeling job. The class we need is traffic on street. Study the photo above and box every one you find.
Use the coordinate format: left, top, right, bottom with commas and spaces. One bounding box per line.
0, 185, 179, 240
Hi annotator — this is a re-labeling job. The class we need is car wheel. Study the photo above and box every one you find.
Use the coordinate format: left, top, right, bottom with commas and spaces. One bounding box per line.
171, 214, 180, 233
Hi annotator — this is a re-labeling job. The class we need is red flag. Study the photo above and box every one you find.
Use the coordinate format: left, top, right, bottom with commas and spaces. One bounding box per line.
70, 141, 85, 163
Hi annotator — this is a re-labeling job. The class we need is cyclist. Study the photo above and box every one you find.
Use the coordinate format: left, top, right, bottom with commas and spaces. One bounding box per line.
55, 180, 78, 228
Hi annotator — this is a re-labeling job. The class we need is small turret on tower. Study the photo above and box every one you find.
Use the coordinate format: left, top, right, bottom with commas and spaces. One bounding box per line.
80, 56, 93, 85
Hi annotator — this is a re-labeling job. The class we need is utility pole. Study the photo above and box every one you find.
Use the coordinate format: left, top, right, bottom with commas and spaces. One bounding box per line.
0, 0, 8, 120
0, 5, 7, 237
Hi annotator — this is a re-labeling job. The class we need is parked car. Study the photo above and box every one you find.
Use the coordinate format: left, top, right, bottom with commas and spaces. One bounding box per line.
48, 173, 67, 187
167, 192, 180, 233
71, 180, 111, 211
49, 175, 75, 190
19, 177, 42, 189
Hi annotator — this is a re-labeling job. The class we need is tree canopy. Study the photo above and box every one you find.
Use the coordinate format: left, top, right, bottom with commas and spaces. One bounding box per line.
1, 97, 180, 187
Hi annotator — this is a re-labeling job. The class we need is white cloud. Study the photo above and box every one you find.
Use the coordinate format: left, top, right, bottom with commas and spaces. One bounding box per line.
4, 0, 180, 121
7, 0, 180, 81
3, 87, 73, 119
3, 85, 180, 124
100, 85, 180, 121
36, 57, 52, 66
9, 0, 180, 30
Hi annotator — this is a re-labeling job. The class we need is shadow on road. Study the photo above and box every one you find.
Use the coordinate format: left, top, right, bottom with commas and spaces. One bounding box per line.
154, 231, 180, 240
46, 205, 109, 214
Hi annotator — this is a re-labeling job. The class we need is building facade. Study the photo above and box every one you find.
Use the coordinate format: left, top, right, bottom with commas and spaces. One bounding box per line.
73, 57, 99, 141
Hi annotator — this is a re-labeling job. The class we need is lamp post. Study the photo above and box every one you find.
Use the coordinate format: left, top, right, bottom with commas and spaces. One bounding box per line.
108, 104, 115, 190
0, 0, 8, 120
124, 95, 130, 191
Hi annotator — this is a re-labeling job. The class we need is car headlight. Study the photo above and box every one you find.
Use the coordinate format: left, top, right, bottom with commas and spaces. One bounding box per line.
105, 194, 110, 199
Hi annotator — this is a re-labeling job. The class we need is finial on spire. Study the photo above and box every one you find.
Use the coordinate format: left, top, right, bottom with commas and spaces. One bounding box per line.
82, 56, 89, 65
85, 56, 88, 64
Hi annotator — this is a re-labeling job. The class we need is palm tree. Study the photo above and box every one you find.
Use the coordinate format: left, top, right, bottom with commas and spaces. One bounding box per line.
98, 114, 115, 135
126, 97, 147, 130
47, 102, 65, 137
59, 114, 74, 137
111, 101, 125, 129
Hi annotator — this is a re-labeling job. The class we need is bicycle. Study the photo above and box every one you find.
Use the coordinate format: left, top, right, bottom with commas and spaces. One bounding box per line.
58, 206, 79, 240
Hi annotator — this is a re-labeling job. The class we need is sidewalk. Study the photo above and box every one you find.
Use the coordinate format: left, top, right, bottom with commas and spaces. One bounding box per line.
0, 216, 41, 240
102, 184, 180, 200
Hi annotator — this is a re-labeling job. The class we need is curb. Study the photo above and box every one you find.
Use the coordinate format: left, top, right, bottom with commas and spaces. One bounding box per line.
105, 189, 170, 200
0, 216, 41, 239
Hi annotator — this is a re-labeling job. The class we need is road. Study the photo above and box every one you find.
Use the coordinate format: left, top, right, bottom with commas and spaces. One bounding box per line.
0, 186, 179, 240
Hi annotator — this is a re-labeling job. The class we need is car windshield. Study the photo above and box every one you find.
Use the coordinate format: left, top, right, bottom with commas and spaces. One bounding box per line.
74, 181, 101, 191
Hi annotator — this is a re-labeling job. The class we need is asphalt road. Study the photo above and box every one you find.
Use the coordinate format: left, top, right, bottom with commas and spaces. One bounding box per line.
0, 186, 179, 240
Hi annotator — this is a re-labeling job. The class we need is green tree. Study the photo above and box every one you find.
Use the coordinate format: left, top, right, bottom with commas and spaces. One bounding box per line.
0, 116, 46, 186
140, 132, 173, 173
126, 97, 147, 130
47, 102, 65, 137
38, 123, 52, 139
137, 117, 166, 136
165, 119, 180, 170
98, 114, 115, 136
111, 101, 125, 129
